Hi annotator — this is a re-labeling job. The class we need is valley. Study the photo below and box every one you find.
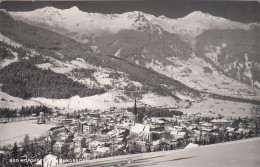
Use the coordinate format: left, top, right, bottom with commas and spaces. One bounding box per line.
0, 5, 259, 167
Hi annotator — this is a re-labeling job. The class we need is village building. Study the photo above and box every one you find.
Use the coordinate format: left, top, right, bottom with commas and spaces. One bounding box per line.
53, 141, 69, 154
211, 119, 231, 129
130, 123, 152, 141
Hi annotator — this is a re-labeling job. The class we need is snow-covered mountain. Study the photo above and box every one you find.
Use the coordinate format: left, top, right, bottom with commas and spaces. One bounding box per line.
170, 11, 248, 39
0, 8, 259, 117
9, 6, 250, 42
5, 7, 260, 90
9, 6, 162, 43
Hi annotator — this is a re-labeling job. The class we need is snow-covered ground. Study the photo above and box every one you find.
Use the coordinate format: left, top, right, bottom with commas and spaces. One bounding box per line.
58, 137, 260, 167
36, 57, 78, 74
0, 91, 41, 109
0, 120, 55, 146
31, 91, 181, 111
180, 97, 258, 118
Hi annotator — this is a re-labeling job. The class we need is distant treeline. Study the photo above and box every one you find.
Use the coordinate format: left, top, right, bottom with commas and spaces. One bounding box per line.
145, 108, 183, 117
0, 106, 51, 118
127, 107, 183, 117
70, 68, 96, 81
0, 57, 105, 99
210, 93, 260, 105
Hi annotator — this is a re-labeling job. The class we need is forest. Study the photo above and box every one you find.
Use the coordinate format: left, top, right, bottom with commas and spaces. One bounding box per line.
0, 105, 52, 118
0, 45, 14, 62
0, 57, 105, 99
145, 108, 183, 117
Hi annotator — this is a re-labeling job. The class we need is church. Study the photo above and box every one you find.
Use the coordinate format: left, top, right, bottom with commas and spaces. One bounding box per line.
129, 97, 152, 141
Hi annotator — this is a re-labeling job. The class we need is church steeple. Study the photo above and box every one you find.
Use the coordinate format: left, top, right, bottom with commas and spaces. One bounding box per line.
133, 97, 137, 116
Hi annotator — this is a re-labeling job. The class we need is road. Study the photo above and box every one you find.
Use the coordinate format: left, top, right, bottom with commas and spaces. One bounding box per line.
58, 137, 260, 167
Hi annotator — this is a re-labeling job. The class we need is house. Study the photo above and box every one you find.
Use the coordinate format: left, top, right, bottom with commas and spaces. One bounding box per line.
57, 132, 73, 142
89, 141, 104, 151
48, 126, 66, 136
83, 123, 95, 133
73, 135, 86, 148
53, 141, 69, 154
170, 130, 186, 140
94, 146, 110, 158
60, 119, 73, 125
211, 119, 231, 129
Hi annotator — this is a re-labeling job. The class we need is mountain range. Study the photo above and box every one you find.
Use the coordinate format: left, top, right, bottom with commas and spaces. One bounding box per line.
0, 6, 259, 113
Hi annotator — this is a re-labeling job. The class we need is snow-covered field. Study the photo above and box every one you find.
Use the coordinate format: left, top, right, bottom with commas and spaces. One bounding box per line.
0, 91, 41, 109
180, 97, 257, 118
59, 137, 260, 167
31, 91, 182, 112
0, 120, 55, 146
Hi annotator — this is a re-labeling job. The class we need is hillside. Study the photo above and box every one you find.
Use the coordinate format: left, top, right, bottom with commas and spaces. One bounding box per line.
195, 28, 260, 89
0, 8, 259, 114
8, 7, 259, 90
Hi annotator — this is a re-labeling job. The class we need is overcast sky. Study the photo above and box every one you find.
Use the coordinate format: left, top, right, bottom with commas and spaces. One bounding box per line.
0, 1, 259, 23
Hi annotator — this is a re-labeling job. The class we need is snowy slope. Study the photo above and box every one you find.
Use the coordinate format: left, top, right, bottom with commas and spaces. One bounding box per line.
31, 91, 182, 111
9, 7, 250, 42
146, 53, 260, 101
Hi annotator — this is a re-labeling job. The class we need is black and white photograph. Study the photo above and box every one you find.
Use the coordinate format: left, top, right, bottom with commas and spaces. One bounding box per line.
0, 0, 259, 166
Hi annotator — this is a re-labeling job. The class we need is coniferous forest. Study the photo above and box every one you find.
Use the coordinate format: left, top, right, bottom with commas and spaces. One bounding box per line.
0, 57, 105, 99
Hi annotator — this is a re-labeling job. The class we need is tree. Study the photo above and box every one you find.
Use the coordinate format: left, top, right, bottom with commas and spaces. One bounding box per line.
11, 143, 19, 159
251, 106, 260, 130
23, 134, 30, 154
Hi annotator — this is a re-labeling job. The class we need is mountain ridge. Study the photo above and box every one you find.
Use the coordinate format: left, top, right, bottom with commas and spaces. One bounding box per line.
9, 6, 251, 42
0, 8, 260, 113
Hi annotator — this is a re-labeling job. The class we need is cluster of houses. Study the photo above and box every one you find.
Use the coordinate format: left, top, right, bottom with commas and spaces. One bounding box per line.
34, 106, 257, 166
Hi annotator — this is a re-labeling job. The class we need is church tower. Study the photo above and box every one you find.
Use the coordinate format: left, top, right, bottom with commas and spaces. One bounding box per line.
133, 97, 138, 116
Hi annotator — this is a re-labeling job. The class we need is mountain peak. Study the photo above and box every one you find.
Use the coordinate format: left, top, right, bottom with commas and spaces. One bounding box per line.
8, 8, 249, 41
182, 11, 214, 20
66, 6, 80, 12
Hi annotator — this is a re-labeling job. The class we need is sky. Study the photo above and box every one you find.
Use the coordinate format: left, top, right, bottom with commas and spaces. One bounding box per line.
0, 1, 259, 23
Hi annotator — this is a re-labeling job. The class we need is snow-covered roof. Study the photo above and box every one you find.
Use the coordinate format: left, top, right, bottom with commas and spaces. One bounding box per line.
89, 141, 103, 146
170, 131, 186, 136
73, 136, 84, 141
143, 125, 151, 132
211, 119, 230, 123
152, 140, 160, 146
185, 143, 199, 149
95, 146, 109, 153
201, 123, 213, 127
226, 127, 235, 132
131, 123, 145, 133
